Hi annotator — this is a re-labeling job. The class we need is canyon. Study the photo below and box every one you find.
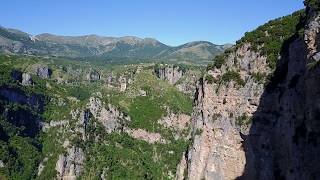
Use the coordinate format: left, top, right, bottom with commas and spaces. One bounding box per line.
0, 1, 319, 180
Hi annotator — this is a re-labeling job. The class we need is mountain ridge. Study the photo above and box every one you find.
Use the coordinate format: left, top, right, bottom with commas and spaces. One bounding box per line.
0, 26, 230, 64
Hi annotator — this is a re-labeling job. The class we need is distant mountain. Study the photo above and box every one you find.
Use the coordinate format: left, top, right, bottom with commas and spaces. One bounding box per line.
0, 26, 230, 64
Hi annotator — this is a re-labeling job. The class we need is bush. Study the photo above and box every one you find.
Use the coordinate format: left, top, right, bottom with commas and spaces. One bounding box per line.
305, 0, 320, 10
251, 72, 266, 83
221, 71, 245, 86
207, 55, 226, 71
236, 10, 305, 70
205, 74, 214, 84
235, 113, 252, 127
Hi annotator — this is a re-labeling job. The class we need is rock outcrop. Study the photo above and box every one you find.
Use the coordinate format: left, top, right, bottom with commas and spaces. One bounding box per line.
56, 146, 85, 180
124, 128, 167, 144
10, 70, 33, 86
179, 3, 320, 180
88, 97, 130, 133
22, 73, 32, 86
175, 38, 268, 179
86, 70, 100, 82
36, 66, 52, 79
158, 112, 191, 139
0, 160, 4, 168
119, 76, 127, 92
155, 65, 183, 85
238, 4, 320, 180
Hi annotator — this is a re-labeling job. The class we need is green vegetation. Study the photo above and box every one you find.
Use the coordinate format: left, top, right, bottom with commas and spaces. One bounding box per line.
194, 128, 203, 136
109, 70, 193, 134
83, 121, 190, 180
307, 59, 320, 70
237, 10, 305, 70
251, 72, 266, 83
235, 113, 252, 127
305, 0, 320, 10
0, 69, 44, 179
129, 96, 166, 131
207, 54, 226, 71
0, 55, 75, 179
205, 74, 215, 84
220, 71, 245, 87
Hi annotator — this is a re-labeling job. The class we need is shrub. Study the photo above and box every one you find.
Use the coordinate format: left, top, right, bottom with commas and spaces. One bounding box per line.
236, 10, 305, 70
235, 113, 252, 127
205, 74, 214, 84
221, 71, 245, 86
195, 128, 203, 136
251, 72, 266, 83
305, 0, 320, 10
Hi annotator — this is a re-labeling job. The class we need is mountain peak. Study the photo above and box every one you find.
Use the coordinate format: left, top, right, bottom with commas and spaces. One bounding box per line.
0, 26, 228, 64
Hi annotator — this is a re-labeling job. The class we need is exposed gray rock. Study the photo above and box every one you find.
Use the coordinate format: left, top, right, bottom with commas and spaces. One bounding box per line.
56, 146, 85, 180
176, 153, 187, 180
88, 97, 130, 133
180, 41, 267, 180
156, 65, 183, 85
36, 66, 52, 79
0, 160, 4, 168
158, 111, 191, 139
119, 77, 127, 92
86, 70, 100, 82
139, 89, 147, 96
181, 5, 320, 180
313, 51, 320, 61
304, 6, 320, 58
22, 73, 32, 86
124, 127, 167, 144
77, 110, 90, 140
37, 157, 48, 176
238, 7, 320, 180
41, 120, 69, 131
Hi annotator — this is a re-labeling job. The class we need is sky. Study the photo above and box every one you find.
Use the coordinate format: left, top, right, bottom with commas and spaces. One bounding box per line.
1, 0, 304, 46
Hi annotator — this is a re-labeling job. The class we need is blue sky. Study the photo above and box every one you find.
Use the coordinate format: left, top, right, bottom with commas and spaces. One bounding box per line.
1, 0, 304, 46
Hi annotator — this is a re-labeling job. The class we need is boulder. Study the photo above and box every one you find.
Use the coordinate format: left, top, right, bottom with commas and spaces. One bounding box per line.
22, 73, 32, 86
36, 66, 52, 79
0, 160, 4, 168
55, 146, 85, 180
86, 70, 100, 82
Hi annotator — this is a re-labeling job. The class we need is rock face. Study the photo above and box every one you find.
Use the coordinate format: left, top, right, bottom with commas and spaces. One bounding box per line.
88, 97, 130, 133
56, 146, 85, 180
185, 62, 263, 179
36, 66, 52, 79
22, 73, 32, 86
156, 65, 183, 85
10, 70, 32, 86
238, 5, 320, 180
177, 38, 268, 180
86, 70, 100, 82
180, 4, 320, 180
119, 77, 127, 92
158, 112, 191, 139
124, 128, 167, 144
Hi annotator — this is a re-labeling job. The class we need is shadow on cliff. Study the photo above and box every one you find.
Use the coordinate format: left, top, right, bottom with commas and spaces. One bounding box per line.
236, 13, 320, 180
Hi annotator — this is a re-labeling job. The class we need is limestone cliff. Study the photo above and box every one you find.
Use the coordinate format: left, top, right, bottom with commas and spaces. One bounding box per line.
155, 65, 184, 85
183, 42, 267, 180
179, 3, 320, 180
239, 4, 320, 180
